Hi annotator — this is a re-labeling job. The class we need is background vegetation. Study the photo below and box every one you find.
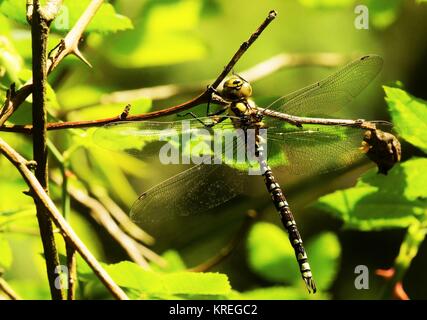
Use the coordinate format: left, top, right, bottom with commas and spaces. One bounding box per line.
0, 0, 426, 300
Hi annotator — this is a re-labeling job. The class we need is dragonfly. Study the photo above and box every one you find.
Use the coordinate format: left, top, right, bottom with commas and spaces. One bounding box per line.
93, 55, 401, 294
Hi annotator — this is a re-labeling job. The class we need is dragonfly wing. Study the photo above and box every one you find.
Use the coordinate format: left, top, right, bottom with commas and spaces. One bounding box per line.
130, 127, 249, 228
266, 123, 368, 175
130, 163, 244, 226
92, 117, 237, 157
265, 55, 383, 116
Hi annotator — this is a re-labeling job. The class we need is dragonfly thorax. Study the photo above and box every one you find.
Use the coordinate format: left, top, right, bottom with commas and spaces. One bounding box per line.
222, 75, 253, 100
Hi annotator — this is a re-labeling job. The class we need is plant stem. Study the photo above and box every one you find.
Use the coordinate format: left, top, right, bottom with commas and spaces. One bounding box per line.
31, 0, 64, 300
0, 137, 129, 300
0, 9, 278, 134
381, 220, 427, 299
47, 139, 77, 300
0, 0, 102, 126
0, 277, 21, 300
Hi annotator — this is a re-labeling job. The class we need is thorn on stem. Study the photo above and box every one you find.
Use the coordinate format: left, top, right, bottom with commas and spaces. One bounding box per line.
23, 190, 33, 197
73, 47, 92, 68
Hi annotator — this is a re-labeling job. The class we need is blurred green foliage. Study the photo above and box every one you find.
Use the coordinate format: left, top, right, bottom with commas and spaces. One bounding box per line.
1, 0, 427, 300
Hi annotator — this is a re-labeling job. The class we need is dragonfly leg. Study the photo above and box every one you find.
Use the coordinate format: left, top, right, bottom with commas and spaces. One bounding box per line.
177, 111, 228, 128
206, 84, 220, 116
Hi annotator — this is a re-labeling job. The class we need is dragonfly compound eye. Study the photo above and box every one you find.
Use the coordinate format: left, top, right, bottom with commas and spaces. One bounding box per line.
222, 75, 253, 100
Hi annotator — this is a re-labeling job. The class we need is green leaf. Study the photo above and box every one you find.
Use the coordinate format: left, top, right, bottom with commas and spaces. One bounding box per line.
102, 0, 206, 67
306, 232, 341, 290
247, 222, 299, 284
315, 159, 427, 231
384, 85, 427, 154
0, 236, 13, 270
0, 0, 133, 33
102, 261, 231, 298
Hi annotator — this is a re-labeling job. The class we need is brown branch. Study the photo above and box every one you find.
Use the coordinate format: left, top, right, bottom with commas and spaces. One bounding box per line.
65, 244, 77, 300
63, 52, 348, 113
50, 173, 161, 267
30, 0, 64, 300
0, 277, 22, 300
0, 9, 278, 133
0, 137, 128, 300
47, 0, 104, 72
211, 10, 277, 89
66, 183, 150, 268
0, 0, 103, 127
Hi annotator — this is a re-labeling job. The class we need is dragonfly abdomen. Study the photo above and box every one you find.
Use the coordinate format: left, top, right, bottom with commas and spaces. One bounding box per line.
257, 141, 317, 293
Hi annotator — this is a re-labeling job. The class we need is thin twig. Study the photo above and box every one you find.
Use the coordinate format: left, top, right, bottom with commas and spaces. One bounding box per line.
0, 277, 22, 300
50, 173, 151, 268
211, 10, 277, 89
47, 0, 103, 72
65, 244, 77, 300
0, 138, 129, 300
0, 0, 103, 126
378, 220, 426, 300
63, 52, 348, 113
46, 139, 77, 299
30, 0, 64, 300
0, 10, 278, 133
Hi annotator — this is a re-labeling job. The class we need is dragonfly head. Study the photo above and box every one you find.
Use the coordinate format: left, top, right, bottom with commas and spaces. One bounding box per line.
222, 75, 253, 101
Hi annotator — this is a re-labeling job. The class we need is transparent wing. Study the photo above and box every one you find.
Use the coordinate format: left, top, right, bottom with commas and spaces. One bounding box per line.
266, 55, 383, 116
266, 121, 368, 175
92, 117, 237, 157
130, 163, 244, 225
129, 128, 249, 230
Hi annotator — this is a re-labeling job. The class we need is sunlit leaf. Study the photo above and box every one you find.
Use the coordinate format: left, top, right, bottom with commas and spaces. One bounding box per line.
384, 85, 427, 154
315, 159, 427, 230
0, 0, 133, 33
96, 261, 231, 298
